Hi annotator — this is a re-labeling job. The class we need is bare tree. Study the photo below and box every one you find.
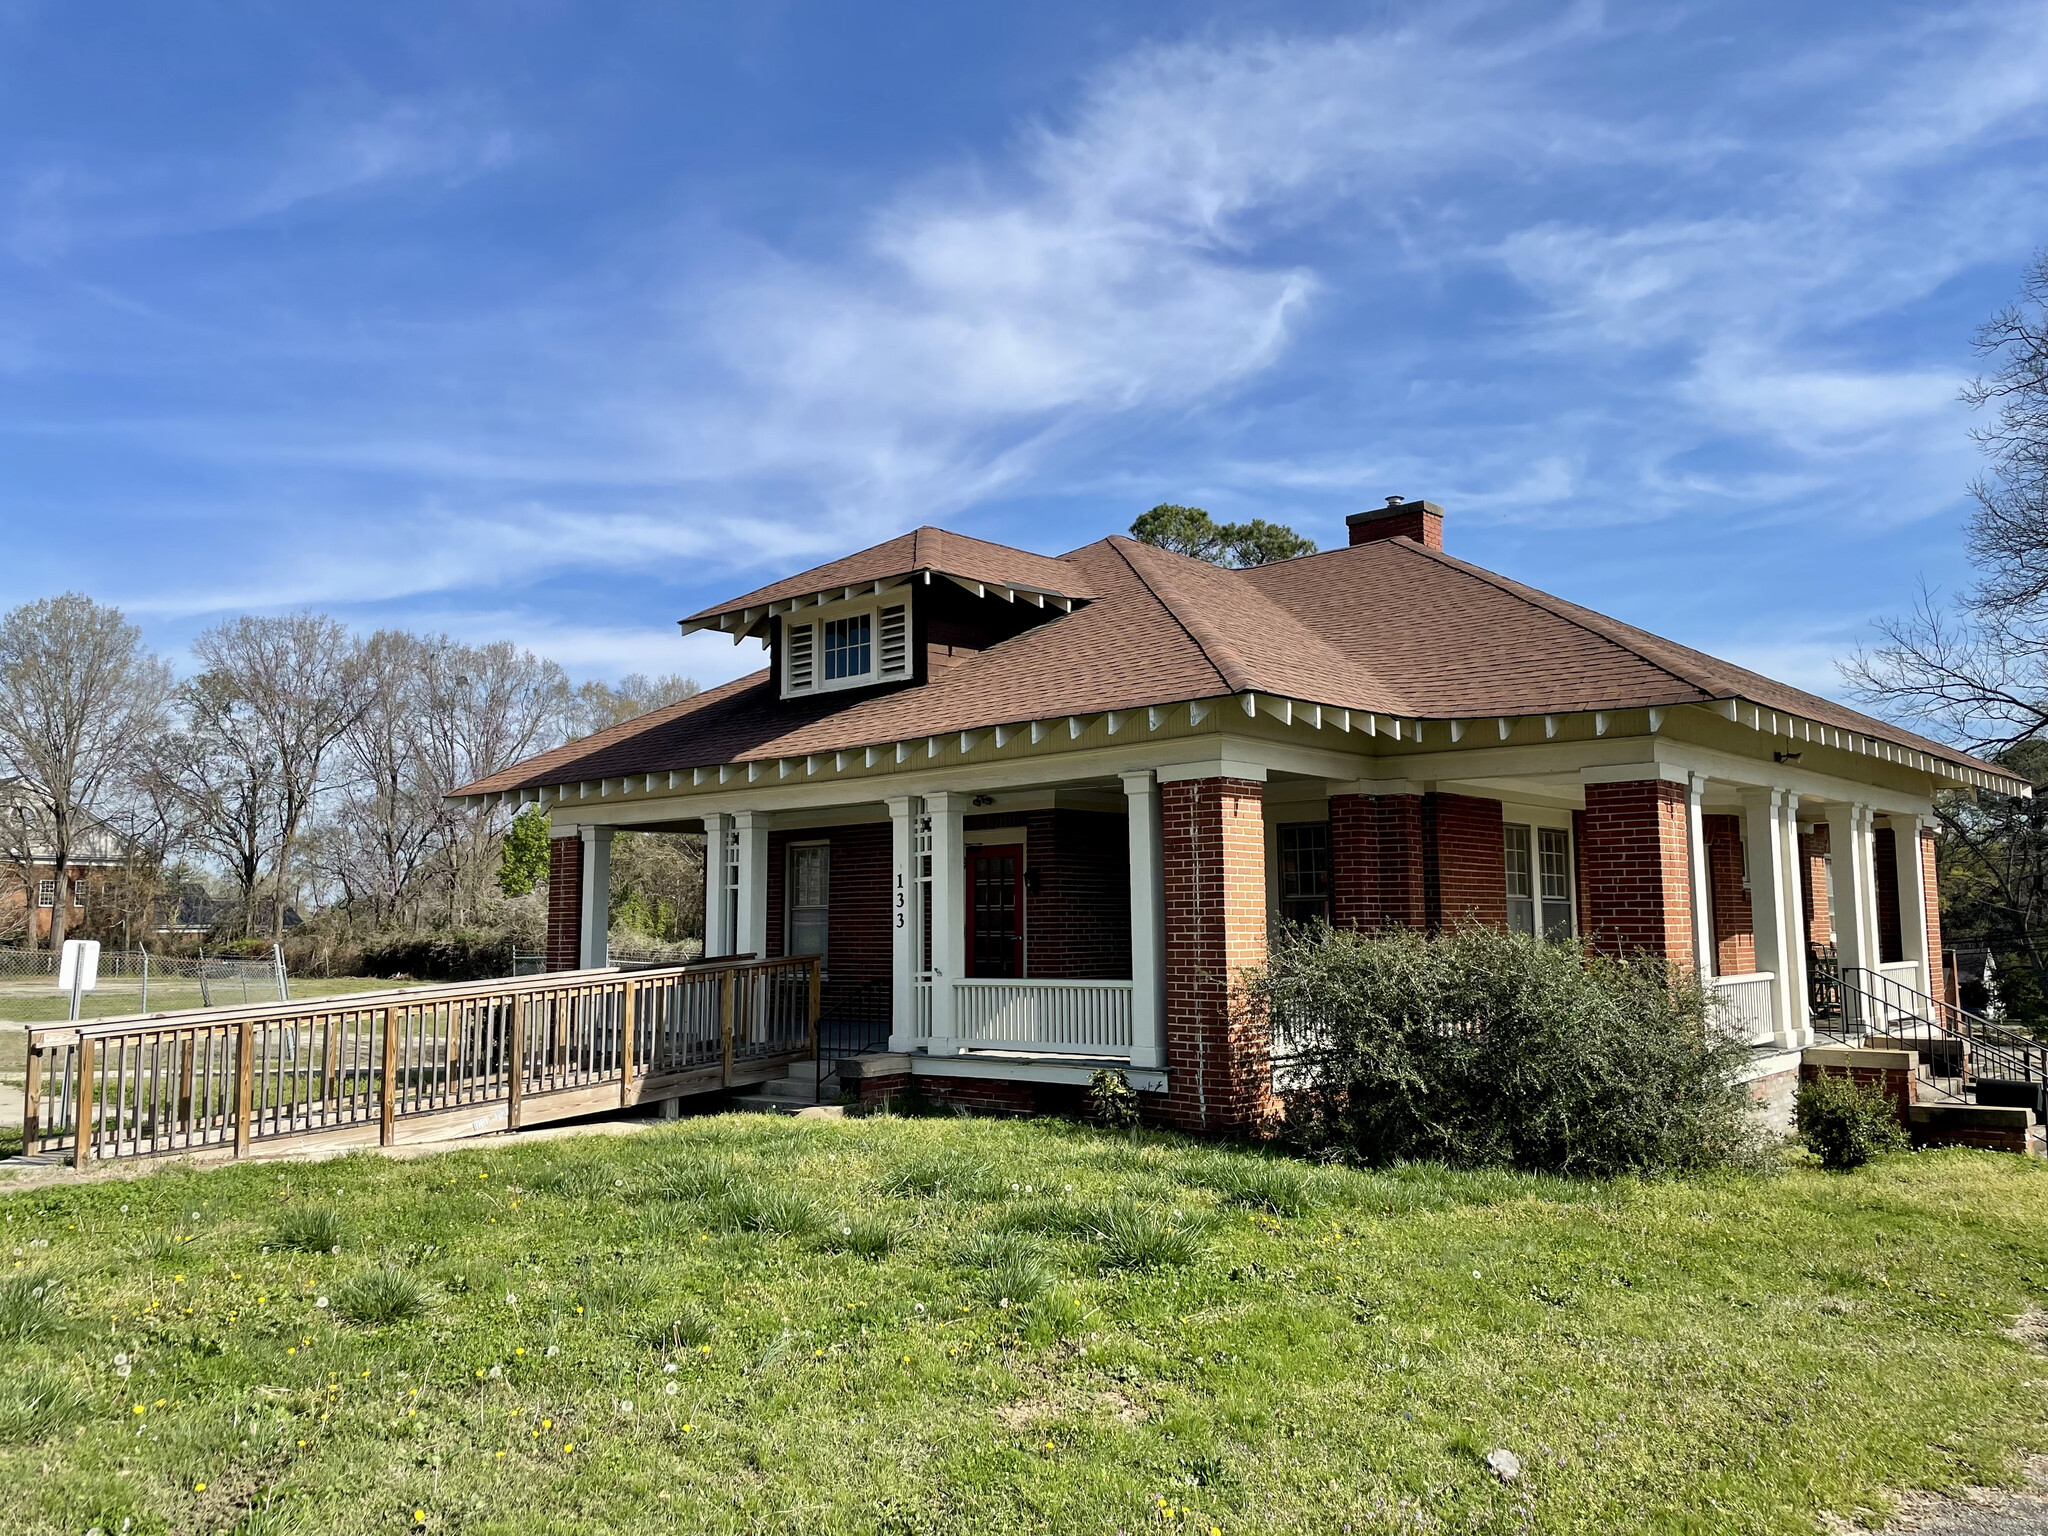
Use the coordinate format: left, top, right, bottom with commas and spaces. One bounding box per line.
153, 673, 282, 936
190, 614, 365, 940
1847, 249, 2048, 1014
410, 639, 573, 925
1848, 250, 2048, 753
329, 631, 441, 929
571, 672, 699, 736
0, 594, 172, 951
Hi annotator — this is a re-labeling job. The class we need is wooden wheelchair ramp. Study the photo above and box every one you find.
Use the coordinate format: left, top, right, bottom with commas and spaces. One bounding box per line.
19, 956, 820, 1169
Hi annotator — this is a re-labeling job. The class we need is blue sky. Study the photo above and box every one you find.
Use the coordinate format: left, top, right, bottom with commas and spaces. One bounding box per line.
2, 1, 2045, 700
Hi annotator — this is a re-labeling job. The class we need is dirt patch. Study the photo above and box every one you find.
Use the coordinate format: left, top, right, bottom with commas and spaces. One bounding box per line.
994, 1388, 1149, 1431
1094, 1388, 1148, 1423
1823, 1456, 2048, 1534
2002, 1310, 2048, 1351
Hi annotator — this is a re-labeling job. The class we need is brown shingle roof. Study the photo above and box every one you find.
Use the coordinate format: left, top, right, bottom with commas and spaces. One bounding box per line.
680, 526, 1095, 629
454, 527, 2017, 796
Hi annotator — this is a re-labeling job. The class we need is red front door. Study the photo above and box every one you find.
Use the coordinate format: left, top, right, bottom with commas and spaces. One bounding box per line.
969, 850, 1024, 978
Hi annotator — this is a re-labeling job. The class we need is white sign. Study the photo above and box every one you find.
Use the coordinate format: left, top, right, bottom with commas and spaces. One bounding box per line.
57, 939, 100, 994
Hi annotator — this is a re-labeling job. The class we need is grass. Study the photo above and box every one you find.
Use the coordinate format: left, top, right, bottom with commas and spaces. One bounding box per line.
0, 974, 445, 1026
0, 1117, 2045, 1535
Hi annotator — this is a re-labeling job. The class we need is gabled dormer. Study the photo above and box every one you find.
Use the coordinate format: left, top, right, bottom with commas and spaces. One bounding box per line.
776, 587, 913, 699
678, 527, 1094, 705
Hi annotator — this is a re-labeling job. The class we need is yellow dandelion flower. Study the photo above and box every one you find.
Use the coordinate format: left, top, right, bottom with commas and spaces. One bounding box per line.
195, 1482, 207, 1492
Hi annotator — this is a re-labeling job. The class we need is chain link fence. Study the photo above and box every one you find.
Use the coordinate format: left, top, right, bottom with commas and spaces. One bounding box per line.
0, 946, 288, 1023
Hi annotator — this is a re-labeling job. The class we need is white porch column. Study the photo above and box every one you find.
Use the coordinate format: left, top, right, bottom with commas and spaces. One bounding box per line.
579, 825, 614, 969
1824, 802, 1874, 973
886, 795, 922, 1052
733, 811, 770, 960
1778, 794, 1814, 1046
1686, 772, 1714, 976
1741, 788, 1802, 1048
925, 790, 966, 1054
1121, 770, 1165, 1071
702, 813, 735, 959
1890, 813, 1931, 995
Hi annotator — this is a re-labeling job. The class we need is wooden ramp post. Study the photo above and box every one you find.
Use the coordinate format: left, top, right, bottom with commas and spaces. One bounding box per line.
73, 1036, 97, 1171
508, 993, 525, 1131
233, 1020, 254, 1157
380, 1006, 398, 1146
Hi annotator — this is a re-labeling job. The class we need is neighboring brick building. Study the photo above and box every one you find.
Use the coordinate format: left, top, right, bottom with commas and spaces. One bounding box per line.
458, 507, 2015, 1131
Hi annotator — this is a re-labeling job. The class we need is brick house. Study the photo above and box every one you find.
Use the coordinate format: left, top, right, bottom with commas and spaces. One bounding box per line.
0, 779, 134, 945
449, 503, 2022, 1131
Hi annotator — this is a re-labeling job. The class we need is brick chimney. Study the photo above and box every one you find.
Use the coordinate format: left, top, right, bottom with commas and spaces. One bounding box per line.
1347, 496, 1443, 551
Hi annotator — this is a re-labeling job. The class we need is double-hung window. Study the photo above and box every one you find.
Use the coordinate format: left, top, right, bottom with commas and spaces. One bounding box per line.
37, 878, 55, 908
1277, 822, 1332, 925
1504, 824, 1574, 940
786, 843, 830, 959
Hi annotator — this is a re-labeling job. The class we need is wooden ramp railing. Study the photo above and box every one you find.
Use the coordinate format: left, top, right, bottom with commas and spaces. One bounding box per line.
21, 956, 821, 1169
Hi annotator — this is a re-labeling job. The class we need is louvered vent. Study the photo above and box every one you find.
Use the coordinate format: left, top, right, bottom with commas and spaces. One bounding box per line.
784, 620, 817, 695
878, 604, 909, 678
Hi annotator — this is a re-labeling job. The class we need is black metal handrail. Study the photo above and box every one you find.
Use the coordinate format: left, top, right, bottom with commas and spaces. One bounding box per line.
1835, 965, 2046, 1086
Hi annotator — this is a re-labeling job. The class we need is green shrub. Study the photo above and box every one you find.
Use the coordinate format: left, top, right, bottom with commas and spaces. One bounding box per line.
1087, 1068, 1142, 1129
1254, 925, 1761, 1176
331, 1267, 433, 1326
0, 1367, 92, 1442
1796, 1072, 1909, 1171
269, 1207, 344, 1254
0, 1274, 67, 1343
1092, 1201, 1206, 1270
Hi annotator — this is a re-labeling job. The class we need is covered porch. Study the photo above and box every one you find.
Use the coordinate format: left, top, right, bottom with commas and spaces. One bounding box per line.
554, 769, 1170, 1099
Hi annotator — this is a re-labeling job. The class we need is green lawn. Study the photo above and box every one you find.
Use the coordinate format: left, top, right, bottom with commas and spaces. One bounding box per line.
0, 975, 423, 1026
2, 1116, 2045, 1535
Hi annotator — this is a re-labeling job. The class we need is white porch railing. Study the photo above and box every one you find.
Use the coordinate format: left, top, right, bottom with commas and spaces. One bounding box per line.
1876, 960, 1924, 994
913, 978, 933, 1039
1710, 972, 1776, 1045
953, 979, 1133, 1054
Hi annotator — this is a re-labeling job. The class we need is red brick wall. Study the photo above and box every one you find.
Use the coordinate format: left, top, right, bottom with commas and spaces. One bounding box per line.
1872, 828, 1904, 965
1023, 810, 1131, 979
1330, 792, 1427, 930
1799, 1059, 1917, 1123
1580, 778, 1694, 964
1426, 793, 1506, 932
1702, 814, 1755, 975
546, 833, 582, 971
1922, 828, 1945, 1002
1798, 822, 1831, 948
1161, 777, 1270, 1132
765, 823, 892, 1024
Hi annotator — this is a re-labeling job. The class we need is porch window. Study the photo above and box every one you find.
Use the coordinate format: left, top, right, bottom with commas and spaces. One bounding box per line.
1277, 822, 1331, 925
786, 843, 830, 959
822, 615, 871, 681
1505, 824, 1574, 940
37, 879, 55, 908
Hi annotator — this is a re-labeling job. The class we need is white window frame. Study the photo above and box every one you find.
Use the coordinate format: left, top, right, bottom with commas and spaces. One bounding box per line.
784, 840, 831, 963
37, 878, 56, 908
1502, 805, 1577, 941
779, 589, 913, 700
